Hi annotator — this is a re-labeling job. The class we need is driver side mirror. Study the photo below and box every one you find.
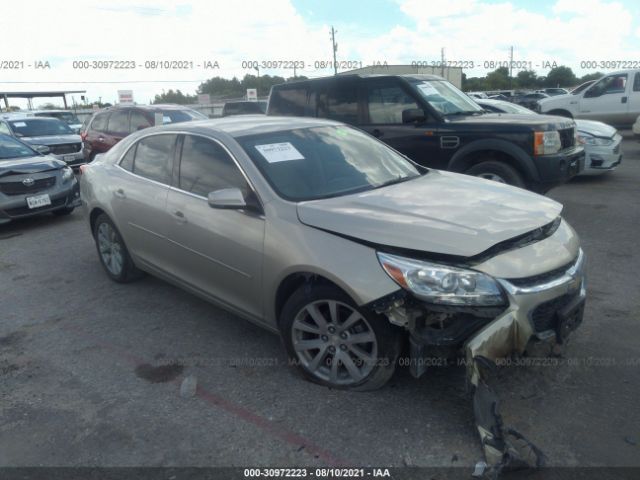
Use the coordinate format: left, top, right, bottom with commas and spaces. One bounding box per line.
402, 108, 427, 124
583, 87, 601, 99
207, 188, 247, 209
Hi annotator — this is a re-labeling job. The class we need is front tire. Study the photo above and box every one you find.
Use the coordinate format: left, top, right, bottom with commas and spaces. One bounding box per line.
93, 213, 143, 283
279, 284, 401, 391
466, 160, 525, 188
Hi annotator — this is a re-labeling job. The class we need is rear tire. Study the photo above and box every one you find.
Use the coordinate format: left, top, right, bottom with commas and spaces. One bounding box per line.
93, 213, 144, 283
279, 284, 401, 391
466, 161, 525, 188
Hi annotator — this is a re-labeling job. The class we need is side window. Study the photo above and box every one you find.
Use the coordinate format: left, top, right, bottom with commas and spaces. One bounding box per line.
91, 113, 109, 132
365, 82, 420, 124
318, 83, 359, 124
588, 74, 628, 97
0, 122, 10, 135
269, 87, 315, 116
132, 134, 176, 184
179, 135, 247, 197
634, 73, 640, 92
129, 111, 151, 133
107, 110, 129, 134
119, 144, 136, 171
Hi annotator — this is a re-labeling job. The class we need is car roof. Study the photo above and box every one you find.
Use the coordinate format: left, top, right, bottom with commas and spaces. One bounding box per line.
147, 115, 343, 137
1, 114, 61, 122
277, 73, 445, 86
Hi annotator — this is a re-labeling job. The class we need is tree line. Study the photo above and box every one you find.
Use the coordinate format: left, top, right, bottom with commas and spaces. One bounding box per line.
463, 66, 603, 91
152, 65, 605, 104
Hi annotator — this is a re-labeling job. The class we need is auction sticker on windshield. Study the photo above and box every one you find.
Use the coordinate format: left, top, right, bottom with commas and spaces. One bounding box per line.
26, 194, 51, 209
255, 142, 304, 163
416, 82, 439, 96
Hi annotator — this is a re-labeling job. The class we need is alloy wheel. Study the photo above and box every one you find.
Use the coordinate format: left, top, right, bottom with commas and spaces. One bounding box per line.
97, 222, 124, 276
291, 300, 378, 386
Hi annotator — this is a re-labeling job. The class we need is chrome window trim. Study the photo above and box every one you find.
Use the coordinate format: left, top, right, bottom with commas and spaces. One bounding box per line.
115, 130, 264, 209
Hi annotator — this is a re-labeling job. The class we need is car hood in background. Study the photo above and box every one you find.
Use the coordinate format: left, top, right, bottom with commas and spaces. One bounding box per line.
445, 112, 574, 130
0, 156, 65, 177
297, 170, 563, 258
574, 119, 617, 138
20, 134, 82, 146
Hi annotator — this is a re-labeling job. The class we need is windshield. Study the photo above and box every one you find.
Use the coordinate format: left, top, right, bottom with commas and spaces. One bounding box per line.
36, 112, 80, 124
237, 125, 421, 201
0, 134, 37, 160
410, 80, 484, 115
8, 118, 73, 137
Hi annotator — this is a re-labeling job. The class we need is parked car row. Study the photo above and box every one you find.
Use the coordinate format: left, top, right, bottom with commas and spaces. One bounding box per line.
477, 99, 622, 175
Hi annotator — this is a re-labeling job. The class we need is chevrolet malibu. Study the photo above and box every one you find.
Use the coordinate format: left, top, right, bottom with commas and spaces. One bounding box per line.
80, 116, 586, 392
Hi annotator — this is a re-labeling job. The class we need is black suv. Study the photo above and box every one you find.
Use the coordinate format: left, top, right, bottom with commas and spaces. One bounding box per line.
267, 75, 585, 192
81, 104, 206, 161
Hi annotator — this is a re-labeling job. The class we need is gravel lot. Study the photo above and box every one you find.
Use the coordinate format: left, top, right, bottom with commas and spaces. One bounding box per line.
1, 137, 639, 473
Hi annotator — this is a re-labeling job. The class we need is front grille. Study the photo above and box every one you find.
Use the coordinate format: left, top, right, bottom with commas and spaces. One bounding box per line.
49, 143, 81, 155
558, 127, 575, 150
531, 292, 578, 332
0, 176, 56, 196
5, 196, 66, 217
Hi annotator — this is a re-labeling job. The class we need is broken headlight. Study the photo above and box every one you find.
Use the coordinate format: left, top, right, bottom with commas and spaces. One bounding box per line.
377, 252, 506, 306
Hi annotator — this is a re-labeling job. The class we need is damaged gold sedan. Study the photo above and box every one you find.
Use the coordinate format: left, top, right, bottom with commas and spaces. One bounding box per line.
81, 117, 586, 477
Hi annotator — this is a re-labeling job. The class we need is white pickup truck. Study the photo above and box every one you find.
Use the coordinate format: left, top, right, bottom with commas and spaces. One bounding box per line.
538, 69, 640, 127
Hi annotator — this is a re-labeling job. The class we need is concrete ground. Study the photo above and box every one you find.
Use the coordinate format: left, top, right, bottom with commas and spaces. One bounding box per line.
1, 138, 639, 473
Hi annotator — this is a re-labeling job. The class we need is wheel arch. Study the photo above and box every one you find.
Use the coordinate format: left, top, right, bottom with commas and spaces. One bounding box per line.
546, 109, 573, 119
448, 139, 540, 183
89, 207, 107, 235
274, 271, 357, 326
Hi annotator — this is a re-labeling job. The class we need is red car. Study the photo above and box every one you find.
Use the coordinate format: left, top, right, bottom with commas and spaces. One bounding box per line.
81, 104, 207, 161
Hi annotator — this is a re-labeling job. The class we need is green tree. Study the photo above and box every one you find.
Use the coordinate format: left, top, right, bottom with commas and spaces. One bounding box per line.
515, 70, 537, 89
578, 72, 604, 84
152, 89, 196, 105
485, 67, 510, 89
544, 66, 577, 87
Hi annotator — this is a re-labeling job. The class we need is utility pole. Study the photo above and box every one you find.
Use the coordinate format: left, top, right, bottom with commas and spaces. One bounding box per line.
254, 65, 260, 96
330, 26, 338, 75
441, 47, 445, 78
509, 46, 514, 89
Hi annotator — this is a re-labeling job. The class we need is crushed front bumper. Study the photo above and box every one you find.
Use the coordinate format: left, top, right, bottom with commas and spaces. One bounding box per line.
465, 248, 586, 385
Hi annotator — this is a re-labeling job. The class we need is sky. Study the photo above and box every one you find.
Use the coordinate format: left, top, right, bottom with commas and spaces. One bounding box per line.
2, 0, 640, 108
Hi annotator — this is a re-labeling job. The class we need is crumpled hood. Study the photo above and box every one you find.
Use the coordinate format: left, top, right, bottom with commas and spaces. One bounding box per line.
21, 134, 82, 146
0, 155, 65, 176
297, 170, 563, 257
574, 119, 617, 138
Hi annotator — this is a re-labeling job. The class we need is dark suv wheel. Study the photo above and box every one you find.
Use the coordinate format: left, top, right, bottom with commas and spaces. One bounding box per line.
466, 161, 525, 188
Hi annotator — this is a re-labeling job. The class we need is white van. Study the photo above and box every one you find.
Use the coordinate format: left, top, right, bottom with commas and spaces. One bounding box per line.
538, 69, 640, 127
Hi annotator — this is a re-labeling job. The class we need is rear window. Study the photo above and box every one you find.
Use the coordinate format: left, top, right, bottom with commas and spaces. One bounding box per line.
157, 109, 205, 124
268, 87, 316, 116
91, 112, 109, 132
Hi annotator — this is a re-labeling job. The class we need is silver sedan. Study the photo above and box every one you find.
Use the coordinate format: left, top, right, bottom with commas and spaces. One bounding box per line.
80, 116, 584, 395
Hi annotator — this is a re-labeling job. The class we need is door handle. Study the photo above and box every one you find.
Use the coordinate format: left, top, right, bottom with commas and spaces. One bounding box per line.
114, 188, 126, 199
173, 210, 187, 223
372, 129, 383, 138
621, 96, 628, 103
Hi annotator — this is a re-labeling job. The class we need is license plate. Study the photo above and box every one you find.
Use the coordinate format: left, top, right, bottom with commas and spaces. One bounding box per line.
64, 155, 76, 162
26, 194, 51, 209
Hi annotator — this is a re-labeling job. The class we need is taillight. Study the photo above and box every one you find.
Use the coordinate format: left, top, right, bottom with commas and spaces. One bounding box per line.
80, 132, 87, 141
79, 164, 88, 175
